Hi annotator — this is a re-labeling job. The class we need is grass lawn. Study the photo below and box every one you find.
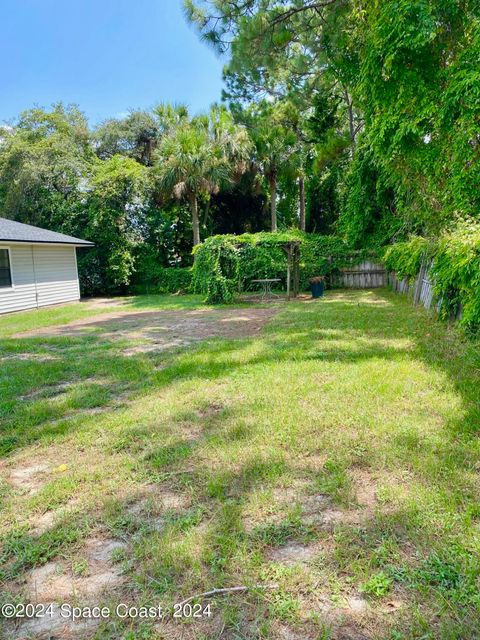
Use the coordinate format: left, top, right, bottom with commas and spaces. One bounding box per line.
1, 289, 479, 639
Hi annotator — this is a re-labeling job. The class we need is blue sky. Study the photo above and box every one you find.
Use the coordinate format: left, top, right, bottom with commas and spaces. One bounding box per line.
1, 0, 224, 125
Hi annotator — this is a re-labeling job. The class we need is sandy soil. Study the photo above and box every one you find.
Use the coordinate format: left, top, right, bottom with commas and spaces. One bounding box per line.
15, 306, 280, 355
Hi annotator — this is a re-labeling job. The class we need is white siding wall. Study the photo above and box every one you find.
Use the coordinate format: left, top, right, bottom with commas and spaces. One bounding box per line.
34, 246, 80, 308
0, 244, 80, 314
0, 245, 37, 313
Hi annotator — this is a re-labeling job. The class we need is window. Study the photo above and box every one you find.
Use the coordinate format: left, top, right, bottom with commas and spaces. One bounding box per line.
0, 249, 12, 288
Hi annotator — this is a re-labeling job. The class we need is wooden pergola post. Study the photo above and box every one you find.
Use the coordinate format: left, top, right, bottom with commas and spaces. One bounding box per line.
293, 244, 300, 298
284, 241, 300, 301
286, 244, 292, 301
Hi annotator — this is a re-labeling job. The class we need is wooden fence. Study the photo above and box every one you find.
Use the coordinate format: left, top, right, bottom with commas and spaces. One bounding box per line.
327, 257, 462, 323
388, 261, 463, 320
388, 261, 437, 311
330, 260, 387, 288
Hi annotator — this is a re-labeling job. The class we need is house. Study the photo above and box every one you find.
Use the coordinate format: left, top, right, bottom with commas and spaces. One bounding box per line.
0, 217, 93, 314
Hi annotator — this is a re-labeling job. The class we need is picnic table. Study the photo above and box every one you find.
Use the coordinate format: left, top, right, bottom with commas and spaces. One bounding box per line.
251, 278, 281, 300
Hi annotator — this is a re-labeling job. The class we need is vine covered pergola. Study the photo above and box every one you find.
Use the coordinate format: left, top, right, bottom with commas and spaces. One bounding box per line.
233, 236, 301, 300
192, 232, 352, 304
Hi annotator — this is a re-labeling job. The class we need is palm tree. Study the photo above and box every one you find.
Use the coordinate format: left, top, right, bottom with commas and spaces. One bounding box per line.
153, 103, 189, 135
154, 109, 251, 246
252, 122, 297, 232
289, 148, 308, 232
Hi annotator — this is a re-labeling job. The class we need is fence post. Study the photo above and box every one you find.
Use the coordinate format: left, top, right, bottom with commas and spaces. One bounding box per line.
413, 261, 426, 306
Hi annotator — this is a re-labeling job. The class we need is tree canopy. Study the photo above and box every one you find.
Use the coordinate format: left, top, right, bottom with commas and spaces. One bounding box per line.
0, 1, 479, 298
186, 0, 480, 244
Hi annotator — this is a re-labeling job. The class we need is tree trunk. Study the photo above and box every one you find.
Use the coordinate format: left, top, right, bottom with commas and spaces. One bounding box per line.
202, 197, 211, 227
269, 174, 277, 232
299, 176, 305, 232
189, 193, 200, 246
344, 89, 356, 147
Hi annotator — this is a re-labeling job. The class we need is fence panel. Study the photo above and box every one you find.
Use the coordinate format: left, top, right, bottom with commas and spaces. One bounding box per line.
331, 260, 387, 289
389, 260, 449, 316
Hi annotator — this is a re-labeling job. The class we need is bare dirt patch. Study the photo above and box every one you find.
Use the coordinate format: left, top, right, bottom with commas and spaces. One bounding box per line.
300, 468, 381, 528
15, 306, 279, 355
126, 485, 192, 533
7, 462, 50, 495
302, 500, 370, 528
28, 497, 82, 535
153, 613, 225, 640
23, 537, 126, 603
13, 604, 99, 640
20, 377, 110, 401
196, 402, 224, 419
351, 468, 378, 510
29, 510, 57, 536
266, 542, 319, 565
12, 536, 126, 637
0, 353, 59, 362
81, 296, 132, 310
269, 623, 313, 640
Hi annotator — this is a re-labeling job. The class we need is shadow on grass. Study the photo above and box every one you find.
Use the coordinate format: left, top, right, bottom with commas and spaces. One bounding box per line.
1, 289, 480, 636
1, 289, 478, 466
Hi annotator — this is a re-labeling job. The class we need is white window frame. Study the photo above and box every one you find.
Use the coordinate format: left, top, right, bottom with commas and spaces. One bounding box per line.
0, 246, 15, 291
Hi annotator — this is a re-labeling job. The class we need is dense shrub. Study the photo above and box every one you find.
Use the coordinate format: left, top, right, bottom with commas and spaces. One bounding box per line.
132, 267, 192, 294
383, 222, 480, 333
432, 222, 480, 333
235, 233, 289, 290
300, 235, 356, 289
382, 237, 431, 281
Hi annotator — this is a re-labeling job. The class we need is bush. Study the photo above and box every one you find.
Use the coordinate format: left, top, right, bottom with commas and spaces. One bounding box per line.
132, 267, 192, 294
432, 221, 480, 332
300, 234, 359, 289
382, 237, 431, 281
383, 221, 480, 334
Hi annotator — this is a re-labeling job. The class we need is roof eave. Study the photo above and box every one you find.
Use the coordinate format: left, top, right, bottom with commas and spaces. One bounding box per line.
0, 239, 94, 247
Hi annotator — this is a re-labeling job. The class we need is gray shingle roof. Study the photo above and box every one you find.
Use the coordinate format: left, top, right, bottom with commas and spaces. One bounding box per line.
0, 218, 93, 246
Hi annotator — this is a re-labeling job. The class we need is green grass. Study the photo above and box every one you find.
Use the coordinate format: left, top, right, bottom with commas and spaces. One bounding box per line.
1, 290, 480, 639
0, 294, 207, 337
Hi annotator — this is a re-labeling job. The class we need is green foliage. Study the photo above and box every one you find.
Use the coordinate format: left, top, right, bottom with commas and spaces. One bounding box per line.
192, 235, 240, 303
305, 165, 340, 235
188, 0, 480, 248
94, 110, 162, 165
306, 91, 341, 143
300, 234, 355, 290
432, 221, 480, 333
339, 145, 400, 248
415, 553, 463, 592
352, 1, 480, 240
132, 267, 192, 294
154, 106, 251, 245
192, 231, 363, 303
383, 237, 430, 281
0, 104, 92, 230
361, 571, 393, 597
79, 155, 150, 295
238, 241, 287, 288
383, 221, 480, 333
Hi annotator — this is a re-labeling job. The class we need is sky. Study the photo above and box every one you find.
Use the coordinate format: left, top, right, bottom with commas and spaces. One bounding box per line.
1, 0, 225, 125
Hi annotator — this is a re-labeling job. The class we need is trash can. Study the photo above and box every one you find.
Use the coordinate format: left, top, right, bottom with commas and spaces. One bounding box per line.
310, 278, 325, 298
